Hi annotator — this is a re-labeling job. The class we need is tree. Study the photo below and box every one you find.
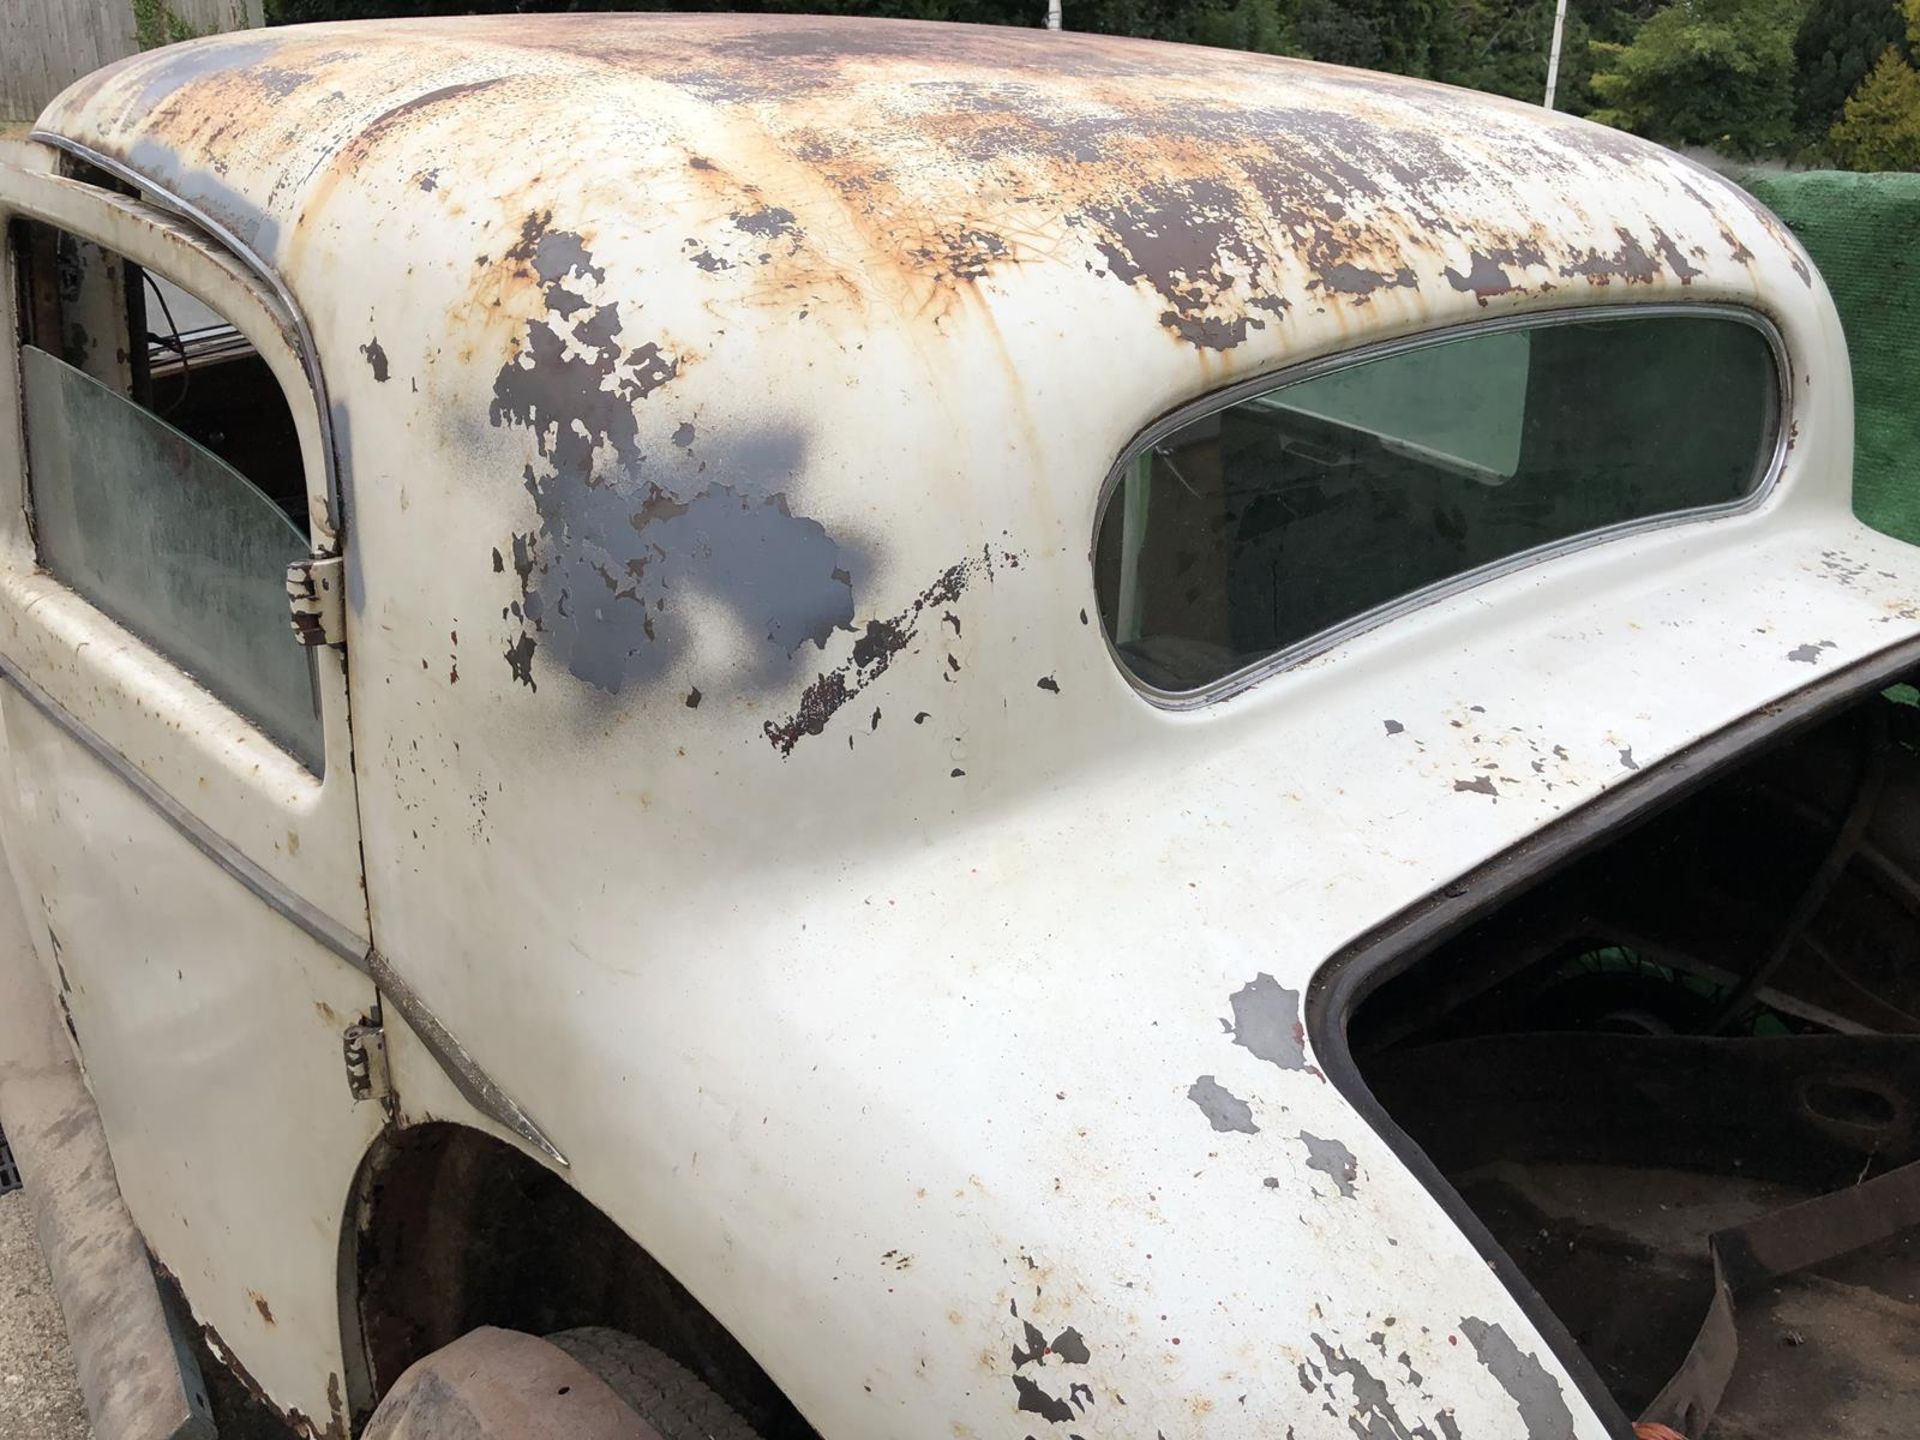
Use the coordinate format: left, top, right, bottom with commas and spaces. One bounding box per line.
1586, 0, 1799, 155
1182, 0, 1295, 54
1828, 44, 1920, 164
1794, 0, 1907, 138
1293, 0, 1452, 75
1438, 0, 1586, 107
1823, 0, 1920, 168
1063, 0, 1295, 50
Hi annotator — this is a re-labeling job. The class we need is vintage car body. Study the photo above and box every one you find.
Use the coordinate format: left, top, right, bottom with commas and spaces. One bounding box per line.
2, 14, 1918, 1440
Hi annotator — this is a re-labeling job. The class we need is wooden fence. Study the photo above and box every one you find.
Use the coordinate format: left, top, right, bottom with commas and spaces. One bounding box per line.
3, 0, 261, 124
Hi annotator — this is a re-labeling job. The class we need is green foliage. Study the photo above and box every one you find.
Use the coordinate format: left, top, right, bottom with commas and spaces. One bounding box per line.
131, 0, 199, 49
1440, 0, 1583, 107
1052, 0, 1294, 50
253, 0, 1920, 167
264, 0, 1296, 50
1794, 0, 1906, 137
1587, 0, 1799, 155
1291, 0, 1450, 75
1828, 43, 1920, 165
1182, 0, 1294, 54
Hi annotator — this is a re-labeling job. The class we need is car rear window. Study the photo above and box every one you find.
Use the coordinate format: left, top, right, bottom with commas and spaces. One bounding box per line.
1095, 311, 1782, 695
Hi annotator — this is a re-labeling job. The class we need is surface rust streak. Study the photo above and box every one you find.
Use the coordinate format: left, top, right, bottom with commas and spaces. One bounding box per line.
45, 14, 1786, 368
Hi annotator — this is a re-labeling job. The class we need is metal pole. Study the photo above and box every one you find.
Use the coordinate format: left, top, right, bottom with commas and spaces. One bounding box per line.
1046, 0, 1062, 30
1543, 0, 1569, 109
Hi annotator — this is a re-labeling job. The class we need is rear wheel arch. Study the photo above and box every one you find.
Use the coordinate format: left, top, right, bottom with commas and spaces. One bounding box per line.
337, 1122, 818, 1439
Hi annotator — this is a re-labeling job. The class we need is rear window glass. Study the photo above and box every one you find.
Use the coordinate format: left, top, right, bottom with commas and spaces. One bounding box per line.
1095, 312, 1781, 695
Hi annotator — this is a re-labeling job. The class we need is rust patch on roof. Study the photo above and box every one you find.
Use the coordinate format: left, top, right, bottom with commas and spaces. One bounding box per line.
38, 13, 1800, 364
1445, 251, 1522, 306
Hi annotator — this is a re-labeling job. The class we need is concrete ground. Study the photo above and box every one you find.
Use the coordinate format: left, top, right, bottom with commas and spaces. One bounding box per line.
0, 858, 292, 1440
0, 1181, 294, 1440
0, 1187, 90, 1440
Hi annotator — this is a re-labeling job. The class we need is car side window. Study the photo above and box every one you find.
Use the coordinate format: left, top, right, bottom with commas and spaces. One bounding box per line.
1095, 310, 1782, 696
10, 219, 323, 773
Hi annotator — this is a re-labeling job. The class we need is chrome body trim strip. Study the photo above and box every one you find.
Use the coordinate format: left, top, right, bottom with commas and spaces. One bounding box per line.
0, 651, 369, 968
0, 654, 567, 1166
366, 950, 570, 1169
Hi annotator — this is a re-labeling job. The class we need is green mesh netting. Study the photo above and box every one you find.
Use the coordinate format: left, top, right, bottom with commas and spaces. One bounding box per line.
1741, 170, 1920, 546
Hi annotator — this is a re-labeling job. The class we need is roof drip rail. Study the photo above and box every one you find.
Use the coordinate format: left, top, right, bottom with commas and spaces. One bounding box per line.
25, 132, 346, 543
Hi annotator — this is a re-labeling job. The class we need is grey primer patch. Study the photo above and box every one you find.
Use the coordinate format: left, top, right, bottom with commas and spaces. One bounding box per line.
1788, 640, 1837, 664
126, 32, 288, 107
126, 139, 282, 255
360, 337, 389, 382
1458, 1317, 1576, 1440
732, 206, 804, 248
1384, 719, 1404, 735
1618, 747, 1639, 772
1227, 972, 1309, 1071
1049, 1327, 1090, 1365
1188, 1075, 1259, 1134
1011, 1319, 1092, 1368
1442, 245, 1540, 306
504, 634, 537, 690
1319, 261, 1416, 297
489, 214, 855, 694
1651, 227, 1703, 284
1009, 1316, 1092, 1426
1298, 1131, 1358, 1197
1311, 1334, 1418, 1440
1559, 227, 1660, 286
1011, 1374, 1074, 1424
1455, 775, 1499, 798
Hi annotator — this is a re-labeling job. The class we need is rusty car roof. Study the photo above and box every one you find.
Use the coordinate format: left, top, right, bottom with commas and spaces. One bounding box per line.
36, 13, 1806, 367
26, 14, 1827, 720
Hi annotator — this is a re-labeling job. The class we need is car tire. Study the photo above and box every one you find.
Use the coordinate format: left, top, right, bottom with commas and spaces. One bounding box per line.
545, 1327, 765, 1440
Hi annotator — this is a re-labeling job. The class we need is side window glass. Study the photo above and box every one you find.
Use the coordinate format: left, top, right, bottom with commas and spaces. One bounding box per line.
1096, 313, 1781, 695
10, 220, 322, 773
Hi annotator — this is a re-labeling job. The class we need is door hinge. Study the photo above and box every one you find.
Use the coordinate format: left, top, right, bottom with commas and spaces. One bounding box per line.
342, 1021, 391, 1104
287, 555, 346, 649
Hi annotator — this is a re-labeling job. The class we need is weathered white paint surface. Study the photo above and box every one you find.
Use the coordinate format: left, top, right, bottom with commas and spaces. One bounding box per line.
0, 170, 374, 1436
5, 16, 1920, 1440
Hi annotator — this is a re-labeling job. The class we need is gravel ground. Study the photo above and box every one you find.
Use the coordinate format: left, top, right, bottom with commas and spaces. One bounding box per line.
0, 1187, 291, 1440
0, 1188, 91, 1440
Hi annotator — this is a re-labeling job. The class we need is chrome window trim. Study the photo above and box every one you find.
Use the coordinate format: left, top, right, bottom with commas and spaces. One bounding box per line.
0, 654, 569, 1168
28, 132, 345, 538
0, 651, 368, 968
1093, 302, 1794, 710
